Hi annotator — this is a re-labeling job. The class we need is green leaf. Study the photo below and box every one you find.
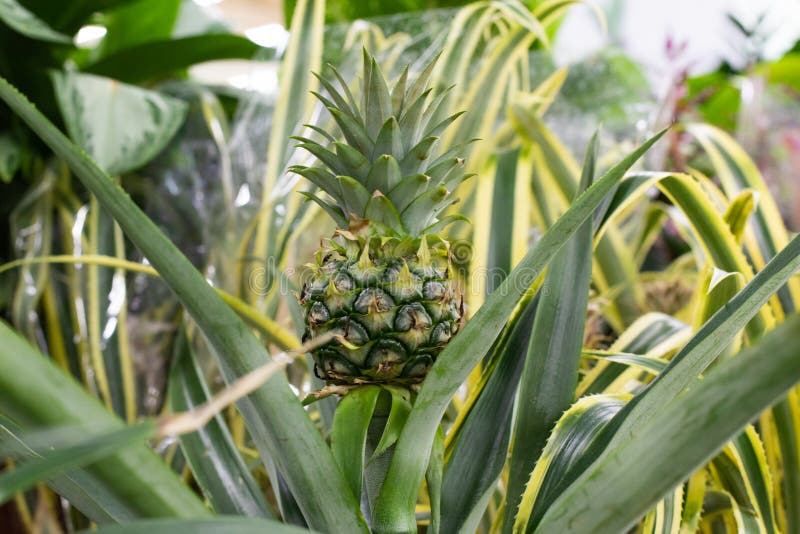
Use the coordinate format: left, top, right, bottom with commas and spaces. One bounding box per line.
542, 232, 800, 528
611, 229, 800, 438
504, 133, 597, 530
400, 186, 451, 235
299, 192, 347, 227
713, 428, 778, 534
514, 395, 627, 533
0, 420, 156, 504
386, 173, 430, 213
0, 321, 209, 521
486, 148, 518, 292
94, 0, 182, 58
0, 133, 21, 183
363, 56, 392, 138
535, 315, 800, 533
328, 106, 374, 159
441, 295, 539, 534
0, 0, 70, 43
372, 387, 413, 461
336, 174, 371, 216
365, 153, 401, 193
51, 71, 187, 175
333, 141, 371, 182
399, 136, 438, 176
331, 386, 380, 499
83, 517, 313, 534
372, 117, 404, 162
0, 76, 367, 532
364, 192, 403, 233
723, 189, 757, 244
290, 166, 343, 204
581, 350, 668, 375
578, 313, 688, 396
426, 426, 445, 534
371, 124, 667, 533
168, 328, 273, 518
83, 35, 264, 84
657, 173, 768, 338
760, 53, 800, 92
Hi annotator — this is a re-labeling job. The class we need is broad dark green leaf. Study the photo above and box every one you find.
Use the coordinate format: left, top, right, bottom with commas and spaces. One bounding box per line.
94, 0, 182, 58
0, 0, 70, 43
83, 35, 265, 84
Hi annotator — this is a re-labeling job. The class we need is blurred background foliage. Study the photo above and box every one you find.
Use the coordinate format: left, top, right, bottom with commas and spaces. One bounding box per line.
2, 0, 800, 532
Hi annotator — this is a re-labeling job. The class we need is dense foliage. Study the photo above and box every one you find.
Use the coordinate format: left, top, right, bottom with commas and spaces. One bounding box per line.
1, 1, 800, 533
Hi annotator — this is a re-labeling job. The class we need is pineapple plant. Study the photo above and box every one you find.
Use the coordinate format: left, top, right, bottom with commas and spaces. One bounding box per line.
5, 2, 800, 532
292, 52, 468, 386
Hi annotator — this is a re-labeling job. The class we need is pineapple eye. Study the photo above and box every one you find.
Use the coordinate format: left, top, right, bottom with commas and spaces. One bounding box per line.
401, 354, 434, 378
365, 339, 407, 376
430, 322, 453, 345
335, 317, 368, 346
332, 272, 355, 292
354, 288, 395, 314
394, 303, 432, 332
307, 301, 330, 324
423, 281, 446, 300
315, 350, 358, 377
382, 263, 401, 282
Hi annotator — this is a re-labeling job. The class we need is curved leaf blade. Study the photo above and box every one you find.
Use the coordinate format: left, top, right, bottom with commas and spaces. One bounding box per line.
371, 125, 666, 533
168, 329, 273, 518
536, 315, 800, 533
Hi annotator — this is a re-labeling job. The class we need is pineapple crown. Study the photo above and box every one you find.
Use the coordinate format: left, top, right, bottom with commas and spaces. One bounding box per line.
290, 50, 473, 238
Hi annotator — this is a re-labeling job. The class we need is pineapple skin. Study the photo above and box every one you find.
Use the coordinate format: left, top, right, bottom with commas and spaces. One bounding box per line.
301, 232, 463, 385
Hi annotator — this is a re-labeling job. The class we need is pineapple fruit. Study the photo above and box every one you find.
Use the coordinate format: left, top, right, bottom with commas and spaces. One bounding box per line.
292, 52, 469, 386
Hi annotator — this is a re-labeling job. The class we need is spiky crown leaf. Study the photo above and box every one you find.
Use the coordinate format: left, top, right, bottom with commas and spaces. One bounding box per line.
291, 50, 472, 237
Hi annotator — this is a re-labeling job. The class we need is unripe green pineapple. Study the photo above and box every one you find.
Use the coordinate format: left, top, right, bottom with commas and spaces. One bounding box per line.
292, 52, 470, 386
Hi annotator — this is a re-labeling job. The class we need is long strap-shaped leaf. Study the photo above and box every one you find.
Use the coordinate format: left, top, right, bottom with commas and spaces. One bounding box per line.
370, 111, 666, 532
535, 314, 800, 533
513, 394, 628, 533
503, 132, 597, 532
440, 293, 539, 534
249, 0, 324, 305
0, 419, 156, 505
541, 230, 800, 527
0, 78, 366, 532
168, 328, 273, 518
83, 517, 313, 534
0, 321, 209, 522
